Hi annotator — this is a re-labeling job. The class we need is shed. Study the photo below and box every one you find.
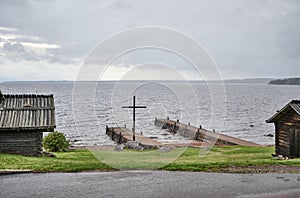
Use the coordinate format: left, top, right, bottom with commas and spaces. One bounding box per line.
266, 100, 300, 158
0, 94, 56, 156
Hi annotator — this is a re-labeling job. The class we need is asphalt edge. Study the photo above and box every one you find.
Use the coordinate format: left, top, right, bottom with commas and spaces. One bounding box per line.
0, 170, 33, 175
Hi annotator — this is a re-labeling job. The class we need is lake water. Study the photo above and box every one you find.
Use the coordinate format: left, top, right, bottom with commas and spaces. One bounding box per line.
1, 81, 299, 146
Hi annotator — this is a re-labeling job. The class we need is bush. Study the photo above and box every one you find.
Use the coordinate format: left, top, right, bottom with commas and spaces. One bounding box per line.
43, 131, 70, 152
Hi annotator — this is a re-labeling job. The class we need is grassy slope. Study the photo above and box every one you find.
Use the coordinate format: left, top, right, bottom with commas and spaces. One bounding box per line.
0, 146, 299, 172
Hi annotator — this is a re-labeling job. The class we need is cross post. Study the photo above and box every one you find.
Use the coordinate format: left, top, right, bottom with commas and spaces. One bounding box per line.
122, 96, 146, 141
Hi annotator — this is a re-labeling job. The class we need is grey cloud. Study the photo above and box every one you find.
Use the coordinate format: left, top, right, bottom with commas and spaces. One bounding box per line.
0, 0, 299, 79
12, 36, 40, 43
22, 51, 43, 62
3, 42, 25, 53
4, 51, 41, 62
1, 40, 57, 62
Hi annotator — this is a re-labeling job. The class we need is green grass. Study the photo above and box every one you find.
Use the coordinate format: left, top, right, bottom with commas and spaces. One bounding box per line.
0, 146, 299, 172
91, 146, 186, 170
163, 146, 300, 171
0, 149, 113, 172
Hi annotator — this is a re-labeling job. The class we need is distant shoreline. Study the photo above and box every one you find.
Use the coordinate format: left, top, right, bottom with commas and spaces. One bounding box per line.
269, 78, 300, 85
0, 78, 275, 84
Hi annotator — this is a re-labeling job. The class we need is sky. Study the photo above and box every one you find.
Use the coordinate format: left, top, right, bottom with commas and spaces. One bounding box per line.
0, 0, 299, 81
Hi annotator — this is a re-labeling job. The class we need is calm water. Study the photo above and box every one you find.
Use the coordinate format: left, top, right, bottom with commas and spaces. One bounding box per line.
1, 81, 299, 146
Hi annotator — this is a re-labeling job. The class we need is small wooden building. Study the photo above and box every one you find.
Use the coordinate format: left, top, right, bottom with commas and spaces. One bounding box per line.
266, 100, 300, 158
0, 94, 56, 156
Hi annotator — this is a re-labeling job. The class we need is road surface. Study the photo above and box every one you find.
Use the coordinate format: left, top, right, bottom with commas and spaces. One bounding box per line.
1, 171, 300, 198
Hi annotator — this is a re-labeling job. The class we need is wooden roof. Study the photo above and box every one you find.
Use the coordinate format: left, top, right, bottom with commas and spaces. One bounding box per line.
266, 100, 300, 123
0, 94, 56, 132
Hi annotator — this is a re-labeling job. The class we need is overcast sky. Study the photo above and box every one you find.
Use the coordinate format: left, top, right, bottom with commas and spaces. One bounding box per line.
0, 0, 299, 81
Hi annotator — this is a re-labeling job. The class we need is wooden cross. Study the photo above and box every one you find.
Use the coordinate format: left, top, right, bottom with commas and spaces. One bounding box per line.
122, 96, 146, 141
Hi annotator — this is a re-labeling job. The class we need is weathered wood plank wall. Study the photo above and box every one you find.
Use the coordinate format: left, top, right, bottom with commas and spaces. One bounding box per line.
275, 109, 300, 157
0, 132, 43, 156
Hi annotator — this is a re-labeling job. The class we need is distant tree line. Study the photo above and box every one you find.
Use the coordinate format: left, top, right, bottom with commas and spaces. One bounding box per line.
269, 78, 300, 85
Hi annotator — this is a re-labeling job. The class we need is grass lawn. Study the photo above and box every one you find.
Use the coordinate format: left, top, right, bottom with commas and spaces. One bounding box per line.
0, 146, 299, 173
163, 146, 300, 172
0, 149, 113, 172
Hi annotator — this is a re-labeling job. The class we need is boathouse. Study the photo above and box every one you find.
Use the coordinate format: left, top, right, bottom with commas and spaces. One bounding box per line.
266, 100, 300, 158
0, 93, 56, 156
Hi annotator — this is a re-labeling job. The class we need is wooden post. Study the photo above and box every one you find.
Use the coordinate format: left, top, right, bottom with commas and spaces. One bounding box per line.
194, 128, 200, 140
172, 122, 177, 132
111, 128, 114, 140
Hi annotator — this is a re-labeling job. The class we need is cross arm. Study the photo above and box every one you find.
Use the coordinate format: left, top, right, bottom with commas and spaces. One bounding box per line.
122, 106, 147, 108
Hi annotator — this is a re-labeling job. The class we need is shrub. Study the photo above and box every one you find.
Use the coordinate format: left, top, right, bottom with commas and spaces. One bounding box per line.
43, 131, 70, 152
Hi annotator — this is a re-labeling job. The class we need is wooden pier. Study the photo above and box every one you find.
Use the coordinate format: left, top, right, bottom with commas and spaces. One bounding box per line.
106, 117, 260, 148
154, 118, 260, 147
106, 126, 162, 149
